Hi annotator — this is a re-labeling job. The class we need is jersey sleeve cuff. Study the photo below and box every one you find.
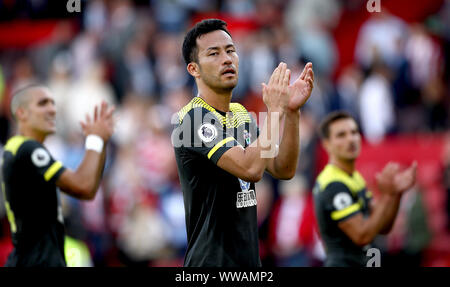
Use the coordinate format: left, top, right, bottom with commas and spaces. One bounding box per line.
44, 161, 66, 183
208, 137, 239, 165
331, 203, 361, 222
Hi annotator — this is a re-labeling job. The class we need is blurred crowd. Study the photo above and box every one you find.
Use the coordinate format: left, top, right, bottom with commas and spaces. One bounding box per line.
0, 0, 449, 266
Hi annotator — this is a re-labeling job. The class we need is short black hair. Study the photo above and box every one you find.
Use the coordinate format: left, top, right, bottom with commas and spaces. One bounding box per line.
319, 111, 356, 139
182, 19, 232, 65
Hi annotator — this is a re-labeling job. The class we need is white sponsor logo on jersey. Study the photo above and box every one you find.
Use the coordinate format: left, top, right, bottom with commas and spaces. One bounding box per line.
236, 189, 257, 208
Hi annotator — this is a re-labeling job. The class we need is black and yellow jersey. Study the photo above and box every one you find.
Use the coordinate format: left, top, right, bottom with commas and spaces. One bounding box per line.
313, 164, 373, 267
172, 96, 261, 267
2, 135, 66, 266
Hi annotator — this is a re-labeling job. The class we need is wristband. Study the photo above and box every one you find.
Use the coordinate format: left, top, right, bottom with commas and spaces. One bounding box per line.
85, 134, 104, 153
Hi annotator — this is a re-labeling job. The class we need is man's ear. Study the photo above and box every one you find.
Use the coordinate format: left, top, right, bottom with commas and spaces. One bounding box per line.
187, 62, 200, 78
322, 139, 331, 154
15, 107, 27, 121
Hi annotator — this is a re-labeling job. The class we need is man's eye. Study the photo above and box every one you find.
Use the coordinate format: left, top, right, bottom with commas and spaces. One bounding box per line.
209, 52, 218, 56
227, 50, 235, 53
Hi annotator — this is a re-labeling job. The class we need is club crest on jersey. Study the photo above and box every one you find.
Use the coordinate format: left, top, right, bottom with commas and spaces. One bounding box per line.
198, 123, 217, 143
31, 148, 51, 167
243, 129, 251, 146
238, 178, 250, 191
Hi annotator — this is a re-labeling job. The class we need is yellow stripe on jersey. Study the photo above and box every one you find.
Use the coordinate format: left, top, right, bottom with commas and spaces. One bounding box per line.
177, 97, 251, 129
2, 183, 17, 233
4, 135, 30, 156
229, 102, 251, 127
331, 203, 361, 221
317, 164, 366, 195
44, 161, 63, 181
207, 137, 235, 159
178, 97, 226, 125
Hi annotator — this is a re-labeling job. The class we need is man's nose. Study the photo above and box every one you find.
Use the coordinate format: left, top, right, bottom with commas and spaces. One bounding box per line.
48, 103, 56, 115
349, 133, 359, 143
344, 134, 353, 142
222, 53, 232, 65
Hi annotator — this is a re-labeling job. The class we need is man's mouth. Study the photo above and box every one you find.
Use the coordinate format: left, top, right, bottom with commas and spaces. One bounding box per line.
221, 68, 236, 76
348, 144, 357, 152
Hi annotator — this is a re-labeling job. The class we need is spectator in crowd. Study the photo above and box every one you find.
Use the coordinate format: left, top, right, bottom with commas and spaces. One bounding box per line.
269, 175, 324, 267
359, 61, 395, 143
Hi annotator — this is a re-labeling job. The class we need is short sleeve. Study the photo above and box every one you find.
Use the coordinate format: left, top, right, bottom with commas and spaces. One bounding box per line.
322, 181, 361, 222
19, 141, 66, 183
172, 108, 240, 165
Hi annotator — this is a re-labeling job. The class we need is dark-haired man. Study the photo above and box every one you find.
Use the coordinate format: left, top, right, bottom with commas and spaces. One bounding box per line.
2, 85, 114, 266
313, 111, 417, 267
172, 19, 314, 266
